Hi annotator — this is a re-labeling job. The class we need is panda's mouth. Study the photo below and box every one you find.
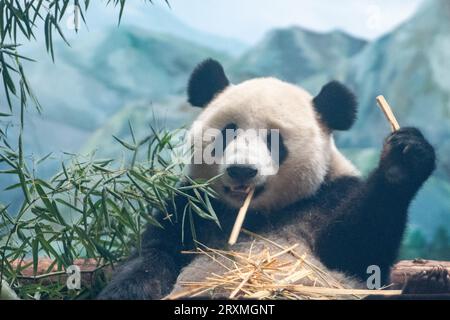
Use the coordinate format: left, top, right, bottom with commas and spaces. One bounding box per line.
223, 184, 264, 200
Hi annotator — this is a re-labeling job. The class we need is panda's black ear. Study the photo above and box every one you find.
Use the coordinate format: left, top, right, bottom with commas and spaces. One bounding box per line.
188, 59, 230, 108
313, 81, 357, 131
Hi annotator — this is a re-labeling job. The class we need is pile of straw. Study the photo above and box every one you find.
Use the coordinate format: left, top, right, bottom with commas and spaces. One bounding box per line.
165, 230, 401, 300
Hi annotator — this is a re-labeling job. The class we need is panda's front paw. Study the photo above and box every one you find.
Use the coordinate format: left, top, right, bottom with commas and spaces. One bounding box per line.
380, 127, 435, 185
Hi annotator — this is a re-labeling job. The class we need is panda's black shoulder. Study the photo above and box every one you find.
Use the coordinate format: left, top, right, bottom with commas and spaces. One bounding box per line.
273, 175, 362, 223
285, 175, 363, 213
325, 175, 362, 192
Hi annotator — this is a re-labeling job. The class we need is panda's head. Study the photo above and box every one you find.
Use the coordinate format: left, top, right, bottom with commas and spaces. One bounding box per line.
186, 59, 360, 210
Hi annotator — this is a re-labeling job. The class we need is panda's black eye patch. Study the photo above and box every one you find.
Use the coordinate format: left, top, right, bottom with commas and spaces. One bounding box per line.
212, 123, 238, 157
279, 135, 288, 164
221, 123, 238, 137
221, 123, 238, 145
267, 131, 288, 165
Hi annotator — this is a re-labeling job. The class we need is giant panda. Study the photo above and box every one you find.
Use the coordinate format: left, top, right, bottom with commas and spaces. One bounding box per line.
98, 59, 448, 300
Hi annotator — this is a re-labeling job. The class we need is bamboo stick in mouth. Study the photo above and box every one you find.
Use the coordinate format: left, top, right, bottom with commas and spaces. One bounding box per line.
228, 187, 255, 246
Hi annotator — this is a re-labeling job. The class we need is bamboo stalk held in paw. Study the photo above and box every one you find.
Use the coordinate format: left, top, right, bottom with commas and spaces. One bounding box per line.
376, 95, 400, 132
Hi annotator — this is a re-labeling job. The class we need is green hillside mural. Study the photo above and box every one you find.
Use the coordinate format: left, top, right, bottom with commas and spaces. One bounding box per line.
0, 0, 449, 300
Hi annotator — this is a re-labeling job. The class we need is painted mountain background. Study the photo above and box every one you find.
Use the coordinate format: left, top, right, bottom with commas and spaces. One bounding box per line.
1, 0, 449, 258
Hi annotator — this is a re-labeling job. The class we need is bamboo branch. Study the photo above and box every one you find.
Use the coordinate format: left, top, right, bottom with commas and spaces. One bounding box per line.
376, 95, 400, 132
228, 188, 255, 245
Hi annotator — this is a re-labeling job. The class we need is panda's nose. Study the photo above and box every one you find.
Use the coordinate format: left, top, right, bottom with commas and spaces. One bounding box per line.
226, 165, 258, 181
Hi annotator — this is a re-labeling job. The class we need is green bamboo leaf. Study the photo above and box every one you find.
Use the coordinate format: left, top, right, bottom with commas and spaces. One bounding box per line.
37, 152, 52, 165
35, 184, 66, 226
113, 135, 136, 151
188, 200, 216, 222
35, 225, 64, 265
54, 199, 83, 214
101, 188, 111, 229
32, 237, 39, 276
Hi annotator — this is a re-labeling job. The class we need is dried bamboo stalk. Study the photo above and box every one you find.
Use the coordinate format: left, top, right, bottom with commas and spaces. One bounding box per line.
376, 95, 400, 132
228, 188, 255, 245
164, 237, 405, 300
254, 285, 402, 296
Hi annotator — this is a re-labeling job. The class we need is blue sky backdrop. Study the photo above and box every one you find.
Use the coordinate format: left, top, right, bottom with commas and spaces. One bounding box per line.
5, 0, 449, 246
122, 0, 424, 43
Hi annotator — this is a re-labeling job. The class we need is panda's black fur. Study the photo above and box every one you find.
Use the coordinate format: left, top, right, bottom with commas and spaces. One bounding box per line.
98, 59, 445, 300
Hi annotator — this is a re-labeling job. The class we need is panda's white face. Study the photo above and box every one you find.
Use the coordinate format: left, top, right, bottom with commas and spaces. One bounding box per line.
186, 59, 359, 211
189, 78, 332, 210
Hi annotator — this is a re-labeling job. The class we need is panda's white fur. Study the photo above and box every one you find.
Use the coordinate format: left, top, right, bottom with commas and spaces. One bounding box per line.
188, 77, 359, 210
